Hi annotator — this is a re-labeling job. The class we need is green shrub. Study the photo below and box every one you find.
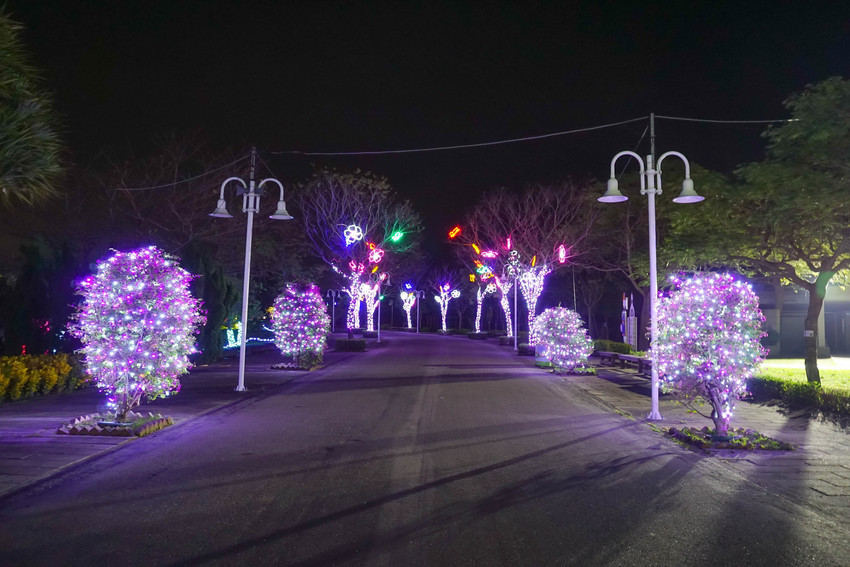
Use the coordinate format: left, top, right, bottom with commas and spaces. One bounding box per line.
747, 375, 850, 416
334, 339, 367, 352
467, 332, 488, 340
517, 343, 535, 356
0, 354, 88, 402
593, 339, 632, 354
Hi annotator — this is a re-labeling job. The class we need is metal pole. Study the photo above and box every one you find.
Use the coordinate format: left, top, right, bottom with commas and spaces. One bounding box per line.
377, 291, 381, 343
645, 153, 662, 420
235, 149, 258, 392
514, 273, 519, 351
416, 291, 422, 333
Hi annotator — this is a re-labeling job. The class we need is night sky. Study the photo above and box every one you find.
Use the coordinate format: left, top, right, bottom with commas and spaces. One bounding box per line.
11, 0, 850, 232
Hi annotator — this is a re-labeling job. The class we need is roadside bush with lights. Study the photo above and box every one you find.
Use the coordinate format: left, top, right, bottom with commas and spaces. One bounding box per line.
655, 273, 766, 436
271, 282, 330, 369
532, 307, 594, 372
70, 246, 205, 422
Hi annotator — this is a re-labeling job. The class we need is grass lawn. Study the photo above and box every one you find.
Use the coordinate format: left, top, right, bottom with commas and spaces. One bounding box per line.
758, 358, 850, 393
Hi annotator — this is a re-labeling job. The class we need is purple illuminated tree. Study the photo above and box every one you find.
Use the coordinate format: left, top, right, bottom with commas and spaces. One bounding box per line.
271, 282, 330, 369
655, 273, 767, 436
70, 246, 205, 422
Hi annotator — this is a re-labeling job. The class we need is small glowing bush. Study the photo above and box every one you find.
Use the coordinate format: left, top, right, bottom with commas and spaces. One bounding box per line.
271, 282, 330, 368
532, 307, 594, 372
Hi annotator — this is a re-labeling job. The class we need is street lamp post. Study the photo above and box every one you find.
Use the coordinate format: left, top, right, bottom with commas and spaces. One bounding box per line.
326, 289, 342, 333
414, 290, 425, 333
599, 149, 703, 420
210, 149, 293, 392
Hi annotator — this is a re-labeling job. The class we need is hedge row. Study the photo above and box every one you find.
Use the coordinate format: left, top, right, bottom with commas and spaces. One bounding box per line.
0, 354, 90, 402
592, 339, 633, 354
747, 375, 850, 417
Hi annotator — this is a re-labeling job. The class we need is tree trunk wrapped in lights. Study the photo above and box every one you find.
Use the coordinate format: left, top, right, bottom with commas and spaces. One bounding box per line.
70, 246, 205, 422
654, 273, 766, 436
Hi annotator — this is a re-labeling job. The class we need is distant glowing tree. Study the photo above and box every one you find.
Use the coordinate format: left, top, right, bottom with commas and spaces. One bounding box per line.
474, 282, 497, 333
655, 273, 766, 436
70, 246, 205, 421
454, 183, 598, 344
532, 307, 594, 372
434, 283, 460, 332
400, 290, 417, 328
297, 170, 422, 332
271, 282, 330, 368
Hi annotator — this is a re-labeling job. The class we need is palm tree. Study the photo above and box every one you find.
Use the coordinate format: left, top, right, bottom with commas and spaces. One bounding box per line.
0, 9, 63, 207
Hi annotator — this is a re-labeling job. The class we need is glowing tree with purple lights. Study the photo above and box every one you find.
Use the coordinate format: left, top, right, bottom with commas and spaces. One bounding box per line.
532, 307, 594, 372
70, 246, 205, 422
655, 273, 767, 436
271, 282, 330, 368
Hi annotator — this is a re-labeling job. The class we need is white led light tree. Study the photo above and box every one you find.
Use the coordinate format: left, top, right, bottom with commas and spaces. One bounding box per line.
532, 307, 594, 372
70, 246, 206, 422
655, 273, 767, 436
434, 283, 460, 332
271, 282, 330, 368
400, 291, 417, 328
452, 183, 598, 344
297, 170, 422, 333
474, 282, 497, 333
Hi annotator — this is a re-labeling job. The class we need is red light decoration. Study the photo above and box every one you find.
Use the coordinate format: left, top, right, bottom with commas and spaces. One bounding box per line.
481, 250, 498, 259
505, 236, 512, 250
557, 244, 568, 264
448, 226, 461, 239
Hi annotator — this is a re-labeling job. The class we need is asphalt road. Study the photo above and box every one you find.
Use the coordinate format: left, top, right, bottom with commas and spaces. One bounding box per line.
1, 332, 847, 566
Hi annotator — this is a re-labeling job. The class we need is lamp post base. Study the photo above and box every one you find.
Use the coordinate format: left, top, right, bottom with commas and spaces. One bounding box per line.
646, 410, 663, 420
234, 386, 248, 392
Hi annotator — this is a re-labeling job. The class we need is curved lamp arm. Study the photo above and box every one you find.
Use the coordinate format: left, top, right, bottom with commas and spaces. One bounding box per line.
600, 150, 646, 202
259, 177, 294, 220
657, 151, 702, 204
210, 176, 247, 218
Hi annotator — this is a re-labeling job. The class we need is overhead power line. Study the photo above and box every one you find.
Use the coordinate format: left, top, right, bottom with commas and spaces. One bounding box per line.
268, 116, 649, 156
115, 154, 251, 191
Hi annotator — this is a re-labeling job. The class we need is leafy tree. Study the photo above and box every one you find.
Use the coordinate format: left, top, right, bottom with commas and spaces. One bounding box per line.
0, 10, 63, 207
669, 77, 850, 384
655, 273, 766, 436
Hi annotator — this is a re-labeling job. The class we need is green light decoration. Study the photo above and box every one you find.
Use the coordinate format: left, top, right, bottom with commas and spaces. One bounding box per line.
390, 231, 403, 242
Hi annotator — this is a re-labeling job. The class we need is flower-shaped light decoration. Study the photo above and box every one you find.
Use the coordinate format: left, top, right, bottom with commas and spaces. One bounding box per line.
343, 224, 364, 246
368, 246, 385, 263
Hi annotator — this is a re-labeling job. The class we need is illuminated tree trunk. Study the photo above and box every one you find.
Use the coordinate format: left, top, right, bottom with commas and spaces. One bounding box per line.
497, 279, 513, 337
803, 272, 832, 385
362, 282, 380, 331
401, 293, 416, 328
519, 265, 551, 345
345, 272, 364, 330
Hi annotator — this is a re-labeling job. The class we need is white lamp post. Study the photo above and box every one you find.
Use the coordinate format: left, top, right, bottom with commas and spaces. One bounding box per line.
414, 290, 425, 333
599, 150, 703, 420
210, 156, 293, 392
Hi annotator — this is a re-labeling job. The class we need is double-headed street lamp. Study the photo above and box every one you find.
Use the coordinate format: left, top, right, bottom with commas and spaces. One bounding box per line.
599, 150, 703, 420
210, 153, 293, 392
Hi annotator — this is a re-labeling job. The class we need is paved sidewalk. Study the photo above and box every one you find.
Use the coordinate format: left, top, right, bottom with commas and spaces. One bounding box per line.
567, 361, 850, 520
0, 344, 360, 499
